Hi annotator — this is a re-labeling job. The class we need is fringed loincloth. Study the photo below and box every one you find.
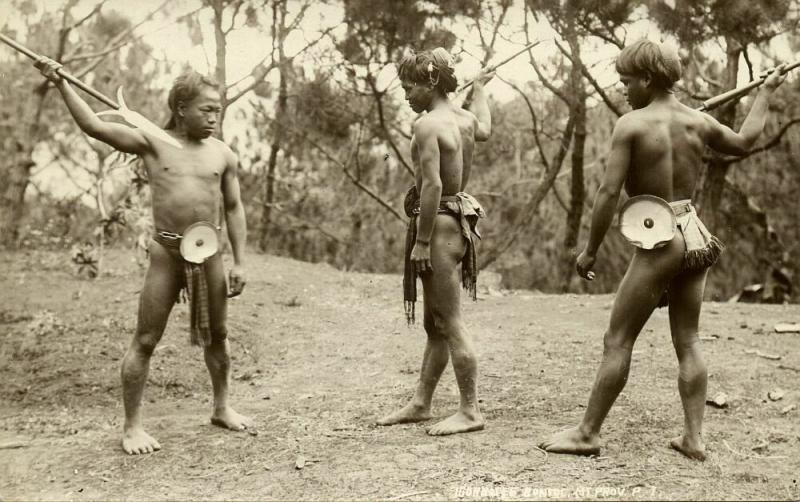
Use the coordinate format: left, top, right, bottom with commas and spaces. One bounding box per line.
403, 185, 485, 324
153, 229, 216, 347
658, 200, 724, 307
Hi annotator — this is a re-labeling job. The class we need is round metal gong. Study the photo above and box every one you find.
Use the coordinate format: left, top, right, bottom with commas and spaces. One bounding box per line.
180, 222, 220, 263
619, 195, 677, 250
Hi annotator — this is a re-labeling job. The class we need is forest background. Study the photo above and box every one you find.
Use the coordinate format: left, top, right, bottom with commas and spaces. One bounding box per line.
1, 0, 799, 302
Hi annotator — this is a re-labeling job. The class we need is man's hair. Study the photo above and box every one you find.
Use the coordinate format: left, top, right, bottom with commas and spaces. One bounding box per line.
397, 47, 458, 93
164, 71, 219, 129
615, 39, 682, 90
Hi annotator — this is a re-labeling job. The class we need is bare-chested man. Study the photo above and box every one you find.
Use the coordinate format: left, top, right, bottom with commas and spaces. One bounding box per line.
37, 58, 253, 454
539, 40, 786, 460
377, 48, 493, 436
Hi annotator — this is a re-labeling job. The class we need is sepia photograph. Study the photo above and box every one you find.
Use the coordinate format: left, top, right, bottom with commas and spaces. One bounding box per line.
1, 0, 798, 500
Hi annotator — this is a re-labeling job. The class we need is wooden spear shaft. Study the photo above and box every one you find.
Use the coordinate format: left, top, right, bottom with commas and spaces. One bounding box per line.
0, 32, 120, 110
457, 40, 542, 93
697, 60, 800, 112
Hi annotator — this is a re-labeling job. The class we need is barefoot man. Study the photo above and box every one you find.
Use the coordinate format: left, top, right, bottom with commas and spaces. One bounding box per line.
539, 40, 786, 460
377, 48, 493, 435
37, 59, 253, 454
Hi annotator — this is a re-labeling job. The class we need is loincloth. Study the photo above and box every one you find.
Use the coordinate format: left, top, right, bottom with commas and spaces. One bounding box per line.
403, 185, 485, 324
658, 200, 724, 307
153, 228, 220, 347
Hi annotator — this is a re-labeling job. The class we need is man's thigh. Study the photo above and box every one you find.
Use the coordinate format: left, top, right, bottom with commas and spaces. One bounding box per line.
607, 235, 684, 342
204, 252, 228, 339
137, 240, 183, 342
421, 215, 466, 317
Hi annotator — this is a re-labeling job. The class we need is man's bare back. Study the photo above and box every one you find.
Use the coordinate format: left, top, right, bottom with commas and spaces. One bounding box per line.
622, 102, 708, 201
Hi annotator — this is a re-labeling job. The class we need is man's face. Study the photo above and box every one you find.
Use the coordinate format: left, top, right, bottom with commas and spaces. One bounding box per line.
180, 86, 222, 138
619, 73, 650, 109
401, 79, 433, 113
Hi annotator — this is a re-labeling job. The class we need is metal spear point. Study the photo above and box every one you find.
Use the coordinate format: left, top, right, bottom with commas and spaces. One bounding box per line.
0, 32, 182, 149
96, 87, 183, 149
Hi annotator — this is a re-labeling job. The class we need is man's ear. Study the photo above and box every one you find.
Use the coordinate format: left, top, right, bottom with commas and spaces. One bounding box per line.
177, 101, 186, 117
642, 72, 653, 88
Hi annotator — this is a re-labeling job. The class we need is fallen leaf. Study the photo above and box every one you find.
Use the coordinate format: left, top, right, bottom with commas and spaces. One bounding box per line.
774, 323, 800, 333
744, 349, 781, 361
706, 393, 728, 408
295, 455, 306, 470
780, 404, 796, 415
768, 389, 785, 401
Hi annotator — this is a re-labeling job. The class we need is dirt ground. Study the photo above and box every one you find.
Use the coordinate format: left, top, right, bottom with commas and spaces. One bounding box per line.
1, 248, 798, 501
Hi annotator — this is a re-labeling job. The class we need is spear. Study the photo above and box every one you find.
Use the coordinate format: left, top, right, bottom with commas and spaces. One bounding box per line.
457, 40, 542, 93
696, 60, 800, 112
0, 32, 182, 149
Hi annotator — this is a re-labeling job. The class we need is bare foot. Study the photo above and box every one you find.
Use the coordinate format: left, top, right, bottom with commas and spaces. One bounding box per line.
122, 427, 161, 455
210, 407, 253, 431
670, 435, 706, 461
539, 427, 600, 456
426, 410, 484, 436
376, 403, 432, 426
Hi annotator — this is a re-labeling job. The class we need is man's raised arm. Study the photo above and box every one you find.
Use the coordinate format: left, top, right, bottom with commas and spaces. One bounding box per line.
36, 57, 150, 155
468, 69, 494, 142
704, 65, 786, 156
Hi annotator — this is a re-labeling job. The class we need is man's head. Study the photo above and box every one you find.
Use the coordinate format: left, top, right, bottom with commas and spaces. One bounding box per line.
165, 71, 221, 138
398, 47, 458, 112
615, 39, 682, 108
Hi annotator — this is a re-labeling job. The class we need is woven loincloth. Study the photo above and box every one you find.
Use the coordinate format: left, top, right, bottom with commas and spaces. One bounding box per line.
153, 229, 218, 347
658, 200, 724, 307
403, 185, 485, 324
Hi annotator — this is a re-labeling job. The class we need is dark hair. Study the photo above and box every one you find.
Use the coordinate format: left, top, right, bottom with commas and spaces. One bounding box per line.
615, 39, 682, 90
397, 47, 458, 93
164, 71, 219, 129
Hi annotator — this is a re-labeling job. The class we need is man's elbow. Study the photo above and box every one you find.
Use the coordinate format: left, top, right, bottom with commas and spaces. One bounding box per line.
475, 124, 491, 142
597, 184, 621, 200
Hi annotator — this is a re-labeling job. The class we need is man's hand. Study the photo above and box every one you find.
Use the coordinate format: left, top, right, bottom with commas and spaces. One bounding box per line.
763, 63, 787, 91
472, 68, 496, 87
34, 56, 63, 84
411, 241, 433, 276
228, 264, 246, 298
576, 248, 596, 281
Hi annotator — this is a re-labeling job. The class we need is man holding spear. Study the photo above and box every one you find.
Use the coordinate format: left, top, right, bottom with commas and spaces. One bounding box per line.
539, 39, 788, 460
32, 53, 251, 454
376, 47, 494, 435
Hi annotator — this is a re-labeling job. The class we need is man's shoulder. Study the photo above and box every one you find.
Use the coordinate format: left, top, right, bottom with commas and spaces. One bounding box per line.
205, 136, 237, 162
413, 114, 443, 136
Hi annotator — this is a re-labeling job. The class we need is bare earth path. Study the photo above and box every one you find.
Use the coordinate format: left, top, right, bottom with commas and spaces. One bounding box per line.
1, 249, 798, 500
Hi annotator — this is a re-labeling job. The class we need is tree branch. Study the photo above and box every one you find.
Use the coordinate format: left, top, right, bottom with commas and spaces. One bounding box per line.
553, 38, 623, 117
728, 118, 800, 164
301, 134, 406, 222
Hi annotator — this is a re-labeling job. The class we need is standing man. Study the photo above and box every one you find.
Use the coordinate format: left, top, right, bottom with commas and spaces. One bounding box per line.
377, 48, 493, 436
37, 58, 252, 455
539, 39, 786, 460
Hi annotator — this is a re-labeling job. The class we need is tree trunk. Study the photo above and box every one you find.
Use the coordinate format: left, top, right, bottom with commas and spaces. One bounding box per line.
211, 0, 229, 135
258, 0, 288, 251
697, 36, 741, 229
0, 157, 34, 247
560, 10, 587, 292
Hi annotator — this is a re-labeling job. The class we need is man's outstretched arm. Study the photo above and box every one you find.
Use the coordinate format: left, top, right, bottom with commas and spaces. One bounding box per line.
705, 65, 786, 156
37, 57, 150, 155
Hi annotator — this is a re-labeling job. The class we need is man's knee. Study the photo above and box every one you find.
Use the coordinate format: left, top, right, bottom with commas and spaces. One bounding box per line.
602, 330, 635, 353
426, 307, 461, 338
210, 324, 228, 344
132, 329, 162, 356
